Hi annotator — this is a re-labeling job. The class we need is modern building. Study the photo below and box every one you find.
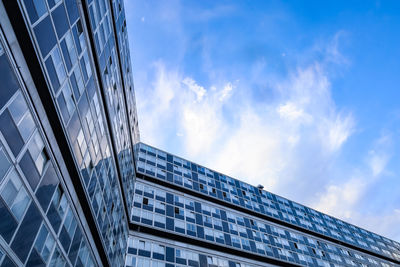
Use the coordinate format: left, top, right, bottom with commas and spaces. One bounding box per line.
0, 0, 137, 266
129, 143, 400, 267
0, 1, 399, 267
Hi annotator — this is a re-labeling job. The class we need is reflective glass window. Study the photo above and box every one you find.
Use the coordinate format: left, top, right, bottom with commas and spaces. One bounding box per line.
0, 170, 31, 221
45, 56, 60, 91
65, 0, 79, 24
11, 202, 42, 262
52, 3, 69, 38
27, 131, 48, 175
0, 111, 24, 157
19, 151, 41, 190
0, 53, 19, 110
23, 0, 47, 24
36, 164, 58, 210
34, 223, 55, 263
34, 16, 57, 57
0, 147, 11, 182
50, 47, 67, 91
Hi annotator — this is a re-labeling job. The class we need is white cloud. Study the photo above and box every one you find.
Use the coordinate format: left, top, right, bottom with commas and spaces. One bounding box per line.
219, 82, 233, 102
182, 77, 207, 102
314, 177, 366, 219
312, 132, 396, 238
138, 61, 356, 198
277, 102, 308, 121
321, 113, 355, 153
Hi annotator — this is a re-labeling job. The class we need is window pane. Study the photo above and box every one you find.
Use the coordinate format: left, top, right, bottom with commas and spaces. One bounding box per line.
0, 147, 11, 182
1, 177, 18, 207
11, 187, 30, 221
33, 0, 47, 18
45, 57, 60, 93
9, 92, 28, 125
51, 48, 66, 87
0, 52, 19, 110
34, 15, 57, 57
19, 151, 41, 191
52, 3, 69, 39
11, 202, 43, 262
65, 0, 79, 24
62, 83, 75, 115
18, 113, 35, 142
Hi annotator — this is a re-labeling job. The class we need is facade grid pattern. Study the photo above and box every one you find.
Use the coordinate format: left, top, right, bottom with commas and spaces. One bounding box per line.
1, 0, 400, 266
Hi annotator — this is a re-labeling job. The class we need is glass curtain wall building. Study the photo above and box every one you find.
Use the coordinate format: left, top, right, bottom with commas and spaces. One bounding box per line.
130, 143, 400, 267
0, 0, 137, 266
0, 0, 400, 267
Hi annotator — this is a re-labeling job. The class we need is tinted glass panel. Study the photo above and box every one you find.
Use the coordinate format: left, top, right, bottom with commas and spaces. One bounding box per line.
57, 94, 70, 124
0, 256, 16, 267
47, 203, 61, 232
65, 0, 79, 24
36, 164, 58, 210
9, 92, 28, 124
26, 249, 45, 267
0, 54, 19, 110
52, 4, 69, 39
11, 202, 42, 262
0, 111, 24, 157
60, 40, 72, 71
23, 0, 39, 24
0, 199, 18, 243
19, 151, 41, 191
33, 16, 57, 57
45, 58, 60, 92
0, 147, 10, 182
68, 226, 81, 264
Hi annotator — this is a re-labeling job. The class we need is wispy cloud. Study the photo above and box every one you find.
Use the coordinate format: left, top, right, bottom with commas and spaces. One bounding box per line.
137, 57, 355, 198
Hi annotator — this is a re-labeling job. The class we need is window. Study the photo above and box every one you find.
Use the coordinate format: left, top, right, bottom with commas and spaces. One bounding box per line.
34, 16, 57, 57
52, 3, 69, 38
0, 146, 11, 182
176, 249, 186, 259
0, 169, 30, 221
154, 214, 165, 224
72, 66, 85, 97
9, 93, 36, 143
28, 131, 48, 175
155, 201, 165, 210
82, 50, 92, 79
152, 244, 165, 255
187, 223, 196, 232
50, 247, 66, 266
137, 258, 150, 267
213, 218, 222, 228
175, 220, 184, 229
138, 240, 150, 251
34, 223, 55, 263
186, 211, 195, 219
50, 48, 66, 92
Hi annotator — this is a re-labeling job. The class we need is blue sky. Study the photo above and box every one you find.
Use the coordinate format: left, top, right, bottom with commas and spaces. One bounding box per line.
125, 1, 400, 241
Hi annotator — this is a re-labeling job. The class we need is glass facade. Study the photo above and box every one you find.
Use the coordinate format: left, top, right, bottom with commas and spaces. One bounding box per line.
130, 180, 395, 267
125, 233, 271, 267
133, 143, 400, 266
1, 0, 400, 266
0, 33, 96, 266
0, 0, 138, 265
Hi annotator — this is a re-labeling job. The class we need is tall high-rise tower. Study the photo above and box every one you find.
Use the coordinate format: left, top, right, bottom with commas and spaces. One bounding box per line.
0, 0, 138, 266
0, 1, 399, 267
